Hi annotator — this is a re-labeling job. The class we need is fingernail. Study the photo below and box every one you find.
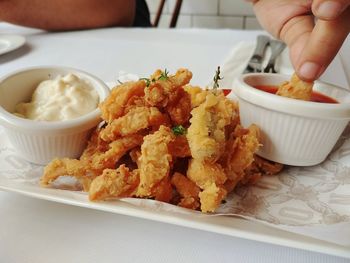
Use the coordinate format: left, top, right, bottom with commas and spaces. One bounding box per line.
298, 62, 321, 80
317, 1, 343, 19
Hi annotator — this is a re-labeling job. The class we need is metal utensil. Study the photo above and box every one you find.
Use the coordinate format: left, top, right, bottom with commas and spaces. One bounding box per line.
244, 35, 270, 73
263, 40, 286, 73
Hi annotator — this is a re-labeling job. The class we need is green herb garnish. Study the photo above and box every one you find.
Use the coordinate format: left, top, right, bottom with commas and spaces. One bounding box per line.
140, 69, 170, 87
213, 66, 223, 92
140, 77, 151, 87
172, 125, 187, 136
158, 69, 169, 81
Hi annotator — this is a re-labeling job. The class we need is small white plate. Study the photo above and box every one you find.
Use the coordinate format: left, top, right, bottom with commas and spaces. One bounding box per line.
0, 34, 26, 56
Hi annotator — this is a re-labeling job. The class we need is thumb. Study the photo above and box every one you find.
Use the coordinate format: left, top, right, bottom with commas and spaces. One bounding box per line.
296, 8, 350, 81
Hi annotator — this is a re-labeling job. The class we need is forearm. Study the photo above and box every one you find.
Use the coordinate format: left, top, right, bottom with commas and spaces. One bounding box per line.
0, 0, 136, 30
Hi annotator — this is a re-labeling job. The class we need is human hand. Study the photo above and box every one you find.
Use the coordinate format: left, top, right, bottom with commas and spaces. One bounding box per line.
248, 0, 350, 81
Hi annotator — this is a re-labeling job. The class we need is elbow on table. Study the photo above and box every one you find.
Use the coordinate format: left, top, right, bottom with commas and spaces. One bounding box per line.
0, 1, 137, 31
49, 7, 136, 31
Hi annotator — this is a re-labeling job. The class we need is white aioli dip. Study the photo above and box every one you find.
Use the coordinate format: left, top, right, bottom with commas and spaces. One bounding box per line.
14, 74, 99, 121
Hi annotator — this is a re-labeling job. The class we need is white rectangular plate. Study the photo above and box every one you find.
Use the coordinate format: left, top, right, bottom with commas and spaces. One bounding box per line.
0, 141, 349, 259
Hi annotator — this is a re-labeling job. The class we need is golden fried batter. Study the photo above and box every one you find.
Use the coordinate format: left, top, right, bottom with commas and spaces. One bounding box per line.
85, 134, 144, 173
171, 172, 200, 210
136, 126, 175, 197
166, 87, 192, 125
199, 183, 227, 213
220, 125, 261, 192
80, 128, 109, 161
168, 135, 191, 158
89, 165, 139, 201
129, 148, 141, 167
145, 69, 192, 108
187, 92, 237, 162
242, 155, 284, 185
184, 85, 209, 108
100, 80, 146, 122
41, 158, 93, 191
99, 106, 169, 142
41, 134, 143, 190
187, 158, 226, 189
186, 158, 227, 212
276, 73, 313, 101
151, 177, 173, 202
251, 155, 283, 175
170, 68, 193, 87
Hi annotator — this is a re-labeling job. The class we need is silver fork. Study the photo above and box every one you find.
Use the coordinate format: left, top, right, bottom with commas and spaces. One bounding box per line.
263, 40, 286, 73
244, 35, 270, 73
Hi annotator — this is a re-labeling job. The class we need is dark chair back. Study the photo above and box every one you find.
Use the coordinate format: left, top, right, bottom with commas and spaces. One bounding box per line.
153, 0, 183, 28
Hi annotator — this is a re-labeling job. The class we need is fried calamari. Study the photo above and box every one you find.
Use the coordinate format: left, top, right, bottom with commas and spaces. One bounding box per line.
136, 125, 175, 198
89, 165, 139, 201
40, 134, 143, 190
40, 68, 283, 213
277, 73, 313, 101
187, 91, 237, 162
100, 80, 146, 122
99, 106, 169, 142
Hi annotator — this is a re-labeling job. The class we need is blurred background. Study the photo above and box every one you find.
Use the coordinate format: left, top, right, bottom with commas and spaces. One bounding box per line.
146, 0, 262, 29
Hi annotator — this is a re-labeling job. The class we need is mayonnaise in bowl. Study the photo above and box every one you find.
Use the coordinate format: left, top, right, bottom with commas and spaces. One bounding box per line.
0, 66, 110, 164
14, 73, 99, 121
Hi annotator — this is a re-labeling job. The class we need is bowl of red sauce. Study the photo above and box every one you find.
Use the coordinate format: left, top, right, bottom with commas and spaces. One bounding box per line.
233, 73, 350, 166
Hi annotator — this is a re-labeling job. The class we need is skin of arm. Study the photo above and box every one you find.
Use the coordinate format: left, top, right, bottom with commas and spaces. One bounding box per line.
0, 0, 136, 30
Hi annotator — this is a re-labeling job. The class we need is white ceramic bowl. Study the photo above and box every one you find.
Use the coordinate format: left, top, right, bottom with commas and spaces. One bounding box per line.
233, 73, 350, 166
0, 66, 110, 165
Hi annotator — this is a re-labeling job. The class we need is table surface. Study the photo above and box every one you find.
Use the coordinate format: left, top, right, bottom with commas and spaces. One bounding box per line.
1, 23, 350, 263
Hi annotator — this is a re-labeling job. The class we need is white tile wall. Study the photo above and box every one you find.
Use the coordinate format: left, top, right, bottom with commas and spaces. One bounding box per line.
145, 0, 262, 30
192, 16, 243, 29
245, 17, 262, 30
168, 0, 218, 15
146, 0, 167, 13
219, 0, 255, 16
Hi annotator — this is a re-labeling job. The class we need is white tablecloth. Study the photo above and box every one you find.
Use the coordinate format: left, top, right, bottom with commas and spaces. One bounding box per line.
0, 23, 349, 263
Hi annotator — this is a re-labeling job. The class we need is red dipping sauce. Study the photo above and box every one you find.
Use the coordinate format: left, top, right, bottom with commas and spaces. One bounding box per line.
222, 89, 231, 96
254, 85, 338, 104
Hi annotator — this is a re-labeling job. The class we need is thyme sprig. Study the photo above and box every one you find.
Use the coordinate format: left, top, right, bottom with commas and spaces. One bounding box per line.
140, 69, 169, 87
213, 66, 223, 92
139, 77, 152, 87
158, 69, 169, 81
